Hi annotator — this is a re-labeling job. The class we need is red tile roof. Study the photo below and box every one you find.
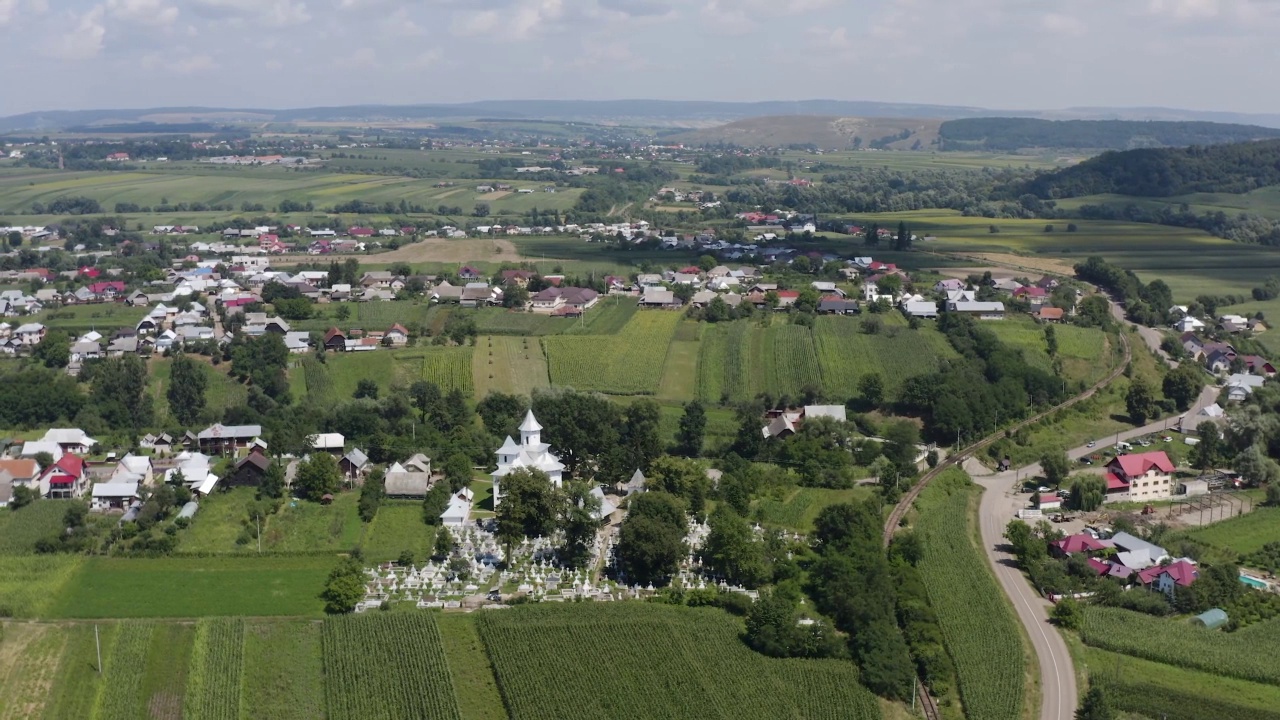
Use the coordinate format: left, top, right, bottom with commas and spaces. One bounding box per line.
1108, 451, 1175, 479
1104, 472, 1129, 491
1053, 534, 1109, 555
1138, 560, 1198, 587
1087, 558, 1110, 575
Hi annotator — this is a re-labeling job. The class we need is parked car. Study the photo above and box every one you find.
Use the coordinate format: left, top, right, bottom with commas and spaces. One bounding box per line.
1079, 457, 1093, 465
1037, 486, 1051, 494
1086, 441, 1096, 448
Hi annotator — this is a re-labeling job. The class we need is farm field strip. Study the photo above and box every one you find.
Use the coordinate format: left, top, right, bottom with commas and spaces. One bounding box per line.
1080, 607, 1280, 686
915, 471, 1025, 720
243, 620, 328, 720
542, 311, 681, 395
1086, 647, 1280, 720
98, 621, 156, 719
473, 335, 550, 397
321, 613, 462, 720
183, 618, 245, 720
814, 316, 957, 398
0, 624, 68, 720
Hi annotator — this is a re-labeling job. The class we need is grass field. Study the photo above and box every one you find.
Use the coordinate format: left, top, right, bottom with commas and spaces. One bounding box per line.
410, 346, 475, 394
657, 321, 701, 402
45, 556, 333, 618
812, 316, 959, 401
476, 602, 881, 720
150, 356, 249, 424
1186, 506, 1280, 556
1085, 646, 1280, 720
752, 486, 874, 532
0, 622, 71, 720
435, 614, 508, 720
259, 494, 364, 553
293, 348, 448, 403
359, 502, 436, 563
242, 619, 328, 720
473, 335, 550, 397
28, 303, 148, 334
0, 556, 84, 618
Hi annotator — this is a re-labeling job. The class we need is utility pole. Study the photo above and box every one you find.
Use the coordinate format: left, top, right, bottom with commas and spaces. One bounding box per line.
256, 513, 262, 554
95, 625, 102, 674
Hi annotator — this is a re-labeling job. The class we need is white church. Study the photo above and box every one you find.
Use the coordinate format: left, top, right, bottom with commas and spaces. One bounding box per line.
492, 410, 564, 507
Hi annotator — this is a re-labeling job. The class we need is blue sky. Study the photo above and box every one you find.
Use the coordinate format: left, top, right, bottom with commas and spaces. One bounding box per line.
2, 0, 1277, 115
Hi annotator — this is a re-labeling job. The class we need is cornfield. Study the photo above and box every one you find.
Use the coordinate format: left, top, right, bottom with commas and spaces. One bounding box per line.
416, 347, 474, 394
813, 316, 957, 399
184, 618, 245, 720
321, 613, 462, 720
916, 470, 1025, 720
476, 603, 880, 720
1081, 607, 1280, 686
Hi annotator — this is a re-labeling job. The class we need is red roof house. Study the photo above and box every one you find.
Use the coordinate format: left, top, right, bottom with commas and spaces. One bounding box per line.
42, 454, 87, 499
78, 266, 101, 278
1087, 558, 1110, 575
1104, 472, 1129, 494
1138, 560, 1199, 596
1014, 286, 1048, 299
1051, 533, 1110, 557
88, 281, 127, 297
1109, 452, 1175, 478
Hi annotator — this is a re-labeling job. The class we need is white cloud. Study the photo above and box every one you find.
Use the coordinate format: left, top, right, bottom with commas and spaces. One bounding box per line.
1146, 0, 1221, 20
454, 0, 563, 39
345, 47, 377, 68
193, 0, 310, 26
1041, 13, 1086, 36
0, 0, 16, 25
46, 4, 106, 60
107, 0, 178, 26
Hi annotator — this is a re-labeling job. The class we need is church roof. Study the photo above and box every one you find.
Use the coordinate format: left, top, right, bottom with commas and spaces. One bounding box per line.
519, 410, 542, 433
497, 436, 521, 454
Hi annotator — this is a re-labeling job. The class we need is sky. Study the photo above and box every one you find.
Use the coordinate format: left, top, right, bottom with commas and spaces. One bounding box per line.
2, 0, 1279, 116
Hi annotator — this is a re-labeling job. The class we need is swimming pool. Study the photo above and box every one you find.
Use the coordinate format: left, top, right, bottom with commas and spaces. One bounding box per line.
1240, 575, 1270, 590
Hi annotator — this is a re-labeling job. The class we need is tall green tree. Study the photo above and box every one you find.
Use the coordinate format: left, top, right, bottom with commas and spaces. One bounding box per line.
1125, 378, 1157, 425
859, 372, 885, 406
1075, 684, 1114, 720
495, 469, 562, 546
615, 492, 687, 587
893, 221, 911, 251
33, 331, 70, 369
701, 506, 770, 588
558, 481, 600, 569
294, 453, 341, 502
1162, 363, 1203, 410
85, 355, 153, 429
1040, 450, 1071, 486
167, 354, 208, 425
1044, 325, 1058, 357
675, 400, 706, 457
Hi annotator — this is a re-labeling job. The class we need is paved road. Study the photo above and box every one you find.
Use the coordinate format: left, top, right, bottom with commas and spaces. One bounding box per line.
204, 295, 225, 340
973, 382, 1217, 720
1110, 298, 1174, 367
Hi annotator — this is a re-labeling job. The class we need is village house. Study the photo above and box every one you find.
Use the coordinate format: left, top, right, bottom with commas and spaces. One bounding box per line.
530, 287, 599, 314
40, 428, 97, 455
194, 424, 263, 454
947, 300, 1006, 320
385, 454, 433, 499
1105, 451, 1175, 501
229, 450, 271, 487
91, 481, 140, 511
762, 405, 848, 439
340, 449, 370, 482
42, 454, 88, 499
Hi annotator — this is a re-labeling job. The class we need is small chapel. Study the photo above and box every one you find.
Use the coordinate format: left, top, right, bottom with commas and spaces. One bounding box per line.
491, 410, 565, 507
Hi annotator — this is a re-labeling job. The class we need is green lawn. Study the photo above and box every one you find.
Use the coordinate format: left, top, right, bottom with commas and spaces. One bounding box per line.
0, 556, 84, 618
29, 304, 148, 334
149, 356, 248, 425
472, 335, 550, 398
260, 494, 364, 553
45, 556, 334, 618
752, 486, 874, 532
242, 619, 328, 720
175, 487, 259, 554
435, 614, 508, 720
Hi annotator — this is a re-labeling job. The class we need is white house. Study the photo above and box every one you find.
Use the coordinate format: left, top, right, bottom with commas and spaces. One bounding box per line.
41, 428, 98, 455
440, 487, 474, 528
1175, 316, 1206, 333
492, 411, 564, 507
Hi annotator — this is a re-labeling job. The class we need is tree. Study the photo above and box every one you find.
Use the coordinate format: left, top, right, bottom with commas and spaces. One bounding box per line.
10, 485, 36, 510
334, 304, 351, 321
1266, 482, 1280, 507
893, 221, 911, 251
1070, 475, 1106, 511
1077, 295, 1110, 327
1044, 325, 1058, 357
1040, 450, 1071, 487
322, 558, 366, 614
1192, 423, 1223, 470
474, 203, 490, 217
433, 527, 454, 559
1051, 597, 1083, 630
1162, 363, 1203, 411
7, 230, 21, 248
495, 469, 562, 546
864, 223, 880, 247
33, 331, 70, 369
358, 467, 385, 522
422, 481, 451, 525
85, 355, 153, 429
353, 379, 379, 400
1076, 685, 1114, 720
1125, 378, 1157, 425
167, 354, 208, 425
477, 392, 528, 438
615, 492, 687, 586
259, 459, 285, 499
558, 481, 599, 569
859, 372, 885, 406
1234, 445, 1280, 487
294, 453, 340, 501
675, 400, 706, 457
698, 255, 717, 272
701, 506, 770, 588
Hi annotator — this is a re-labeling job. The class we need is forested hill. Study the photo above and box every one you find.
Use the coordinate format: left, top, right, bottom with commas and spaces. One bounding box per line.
1021, 139, 1280, 198
940, 118, 1280, 152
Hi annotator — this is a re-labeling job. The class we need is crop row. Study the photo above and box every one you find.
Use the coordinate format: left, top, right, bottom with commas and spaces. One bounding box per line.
1081, 606, 1280, 686
97, 621, 155, 719
418, 347, 475, 394
184, 618, 245, 720
813, 316, 956, 398
321, 613, 461, 720
476, 602, 879, 720
915, 471, 1025, 720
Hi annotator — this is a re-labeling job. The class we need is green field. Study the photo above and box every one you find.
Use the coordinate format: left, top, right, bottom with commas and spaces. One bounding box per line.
1085, 646, 1280, 720
1080, 607, 1280, 686
293, 348, 455, 402
0, 500, 77, 555
150, 357, 249, 424
476, 602, 881, 720
1186, 506, 1280, 556
322, 613, 462, 720
0, 556, 84, 618
913, 469, 1027, 720
45, 556, 334, 618
359, 502, 437, 563
812, 316, 960, 401
752, 486, 874, 532
473, 335, 551, 397
242, 619, 328, 720
542, 311, 682, 395
27, 304, 148, 334
0, 168, 582, 217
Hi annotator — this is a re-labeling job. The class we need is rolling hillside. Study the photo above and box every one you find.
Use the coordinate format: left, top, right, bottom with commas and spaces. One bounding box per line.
939, 117, 1280, 152
666, 116, 942, 150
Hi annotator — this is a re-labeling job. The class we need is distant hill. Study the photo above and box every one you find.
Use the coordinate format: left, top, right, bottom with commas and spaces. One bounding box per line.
5, 99, 1280, 133
940, 118, 1280, 152
664, 116, 942, 150
1023, 139, 1280, 198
